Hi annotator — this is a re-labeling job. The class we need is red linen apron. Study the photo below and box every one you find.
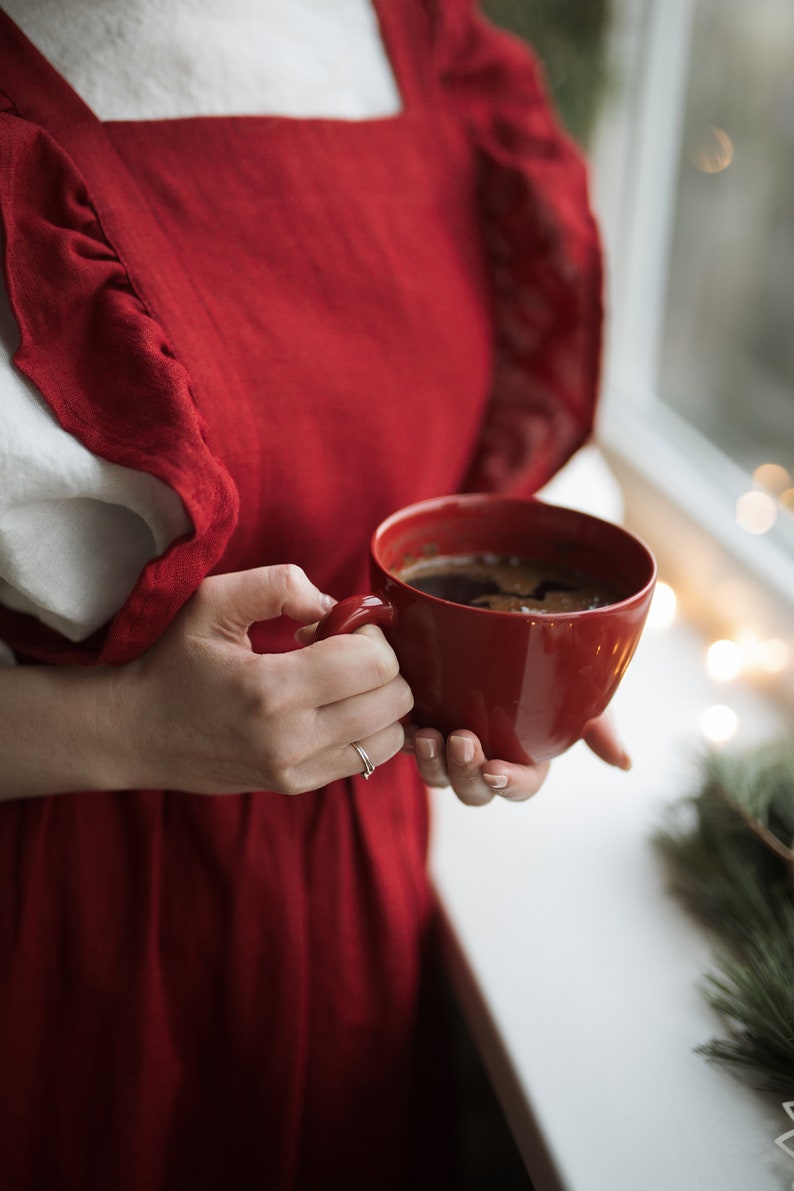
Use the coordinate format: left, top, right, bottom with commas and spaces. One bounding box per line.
0, 2, 601, 1187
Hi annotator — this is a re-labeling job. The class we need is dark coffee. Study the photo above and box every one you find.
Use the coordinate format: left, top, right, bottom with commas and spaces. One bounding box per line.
397, 552, 626, 613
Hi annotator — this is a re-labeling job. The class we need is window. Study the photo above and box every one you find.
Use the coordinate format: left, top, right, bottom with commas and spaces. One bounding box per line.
588, 0, 794, 708
660, 0, 794, 521
482, 0, 793, 705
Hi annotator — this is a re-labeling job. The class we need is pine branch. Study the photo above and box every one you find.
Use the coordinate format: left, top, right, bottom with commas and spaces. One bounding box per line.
654, 739, 794, 1092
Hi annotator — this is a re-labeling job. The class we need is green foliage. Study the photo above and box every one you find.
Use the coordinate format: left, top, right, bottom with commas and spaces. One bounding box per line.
481, 0, 613, 146
655, 740, 794, 1095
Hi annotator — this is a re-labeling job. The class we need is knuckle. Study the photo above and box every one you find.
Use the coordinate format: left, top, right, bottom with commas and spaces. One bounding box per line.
274, 769, 304, 797
235, 677, 309, 784
241, 677, 279, 723
272, 562, 307, 595
259, 723, 305, 775
260, 743, 304, 794
396, 677, 415, 716
381, 723, 406, 762
371, 644, 400, 688
351, 628, 399, 685
242, 659, 291, 721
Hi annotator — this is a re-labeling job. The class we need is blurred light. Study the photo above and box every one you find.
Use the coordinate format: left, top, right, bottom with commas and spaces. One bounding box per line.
647, 581, 677, 629
689, 126, 734, 173
707, 638, 742, 681
758, 637, 790, 674
714, 577, 754, 622
736, 490, 777, 534
736, 630, 770, 678
705, 634, 790, 681
780, 488, 794, 513
701, 704, 740, 743
753, 462, 791, 495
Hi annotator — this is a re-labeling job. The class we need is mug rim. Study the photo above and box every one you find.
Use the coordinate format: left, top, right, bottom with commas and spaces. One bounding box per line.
371, 493, 657, 620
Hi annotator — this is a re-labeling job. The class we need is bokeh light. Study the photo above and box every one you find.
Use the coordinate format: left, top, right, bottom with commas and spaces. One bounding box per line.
758, 637, 790, 674
736, 490, 777, 534
753, 463, 791, 495
706, 639, 742, 682
647, 581, 677, 629
689, 126, 734, 173
701, 704, 740, 743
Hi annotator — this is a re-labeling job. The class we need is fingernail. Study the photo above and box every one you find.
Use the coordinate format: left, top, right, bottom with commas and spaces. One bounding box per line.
415, 738, 436, 762
449, 735, 474, 765
483, 773, 508, 790
320, 593, 336, 611
618, 751, 632, 772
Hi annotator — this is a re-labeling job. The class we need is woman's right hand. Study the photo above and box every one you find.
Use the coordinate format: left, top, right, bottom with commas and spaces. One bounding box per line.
109, 564, 414, 795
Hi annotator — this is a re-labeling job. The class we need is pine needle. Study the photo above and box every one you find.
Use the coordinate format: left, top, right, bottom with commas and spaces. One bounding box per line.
654, 739, 794, 1092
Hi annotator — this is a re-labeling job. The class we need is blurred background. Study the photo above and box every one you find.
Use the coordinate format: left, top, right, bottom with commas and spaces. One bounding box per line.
488, 0, 794, 485
450, 4, 794, 1185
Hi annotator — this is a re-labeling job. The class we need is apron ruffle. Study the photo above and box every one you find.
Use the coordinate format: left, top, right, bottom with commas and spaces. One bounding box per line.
433, 0, 603, 496
0, 103, 238, 664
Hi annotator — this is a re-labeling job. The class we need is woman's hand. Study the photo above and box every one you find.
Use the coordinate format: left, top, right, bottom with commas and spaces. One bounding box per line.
407, 714, 631, 807
110, 564, 414, 795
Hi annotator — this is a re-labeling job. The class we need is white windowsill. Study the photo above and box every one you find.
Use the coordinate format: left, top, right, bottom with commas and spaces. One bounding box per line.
429, 449, 793, 1190
429, 604, 791, 1191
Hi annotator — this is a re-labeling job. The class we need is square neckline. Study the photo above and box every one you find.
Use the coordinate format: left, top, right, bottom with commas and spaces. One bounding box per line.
0, 0, 419, 129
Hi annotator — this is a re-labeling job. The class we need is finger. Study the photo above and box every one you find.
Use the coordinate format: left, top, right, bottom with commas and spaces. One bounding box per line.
582, 714, 632, 770
445, 731, 495, 807
290, 630, 403, 707
295, 620, 390, 648
294, 622, 318, 646
313, 674, 414, 752
481, 758, 551, 802
411, 728, 451, 789
195, 565, 335, 639
346, 723, 407, 777
289, 722, 406, 794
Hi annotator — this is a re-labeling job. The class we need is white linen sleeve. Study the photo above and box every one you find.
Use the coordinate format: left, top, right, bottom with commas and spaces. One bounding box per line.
0, 276, 192, 644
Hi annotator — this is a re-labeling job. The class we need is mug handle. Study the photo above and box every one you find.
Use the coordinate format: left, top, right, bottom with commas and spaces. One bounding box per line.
314, 594, 395, 641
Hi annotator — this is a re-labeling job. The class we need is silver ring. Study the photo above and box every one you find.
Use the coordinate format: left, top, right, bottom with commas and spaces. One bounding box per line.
351, 741, 376, 780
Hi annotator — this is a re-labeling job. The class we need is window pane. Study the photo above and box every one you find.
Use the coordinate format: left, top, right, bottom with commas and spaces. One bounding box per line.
660, 0, 794, 496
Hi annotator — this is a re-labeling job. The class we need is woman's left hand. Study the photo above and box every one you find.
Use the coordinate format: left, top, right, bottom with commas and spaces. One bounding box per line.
406, 713, 631, 807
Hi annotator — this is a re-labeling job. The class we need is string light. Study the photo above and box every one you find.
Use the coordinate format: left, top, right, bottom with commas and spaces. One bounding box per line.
736, 490, 777, 535
707, 639, 742, 682
745, 464, 794, 527
647, 581, 677, 629
649, 580, 789, 747
759, 638, 790, 674
701, 704, 740, 743
753, 463, 791, 495
689, 125, 734, 173
704, 632, 792, 682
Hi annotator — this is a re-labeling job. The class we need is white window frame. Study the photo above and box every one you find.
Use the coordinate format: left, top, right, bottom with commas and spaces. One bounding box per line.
592, 0, 794, 709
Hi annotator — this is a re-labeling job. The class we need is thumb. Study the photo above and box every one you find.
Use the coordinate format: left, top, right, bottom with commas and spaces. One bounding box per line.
194, 565, 336, 640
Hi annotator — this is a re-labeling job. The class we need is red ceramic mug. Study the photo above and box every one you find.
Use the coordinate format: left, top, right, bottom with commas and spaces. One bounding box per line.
315, 494, 656, 764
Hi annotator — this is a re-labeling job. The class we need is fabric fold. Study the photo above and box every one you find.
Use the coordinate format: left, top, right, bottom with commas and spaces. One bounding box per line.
0, 101, 239, 664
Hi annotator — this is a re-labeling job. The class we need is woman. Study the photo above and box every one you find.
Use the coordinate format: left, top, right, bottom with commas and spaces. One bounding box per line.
0, 1, 626, 1186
